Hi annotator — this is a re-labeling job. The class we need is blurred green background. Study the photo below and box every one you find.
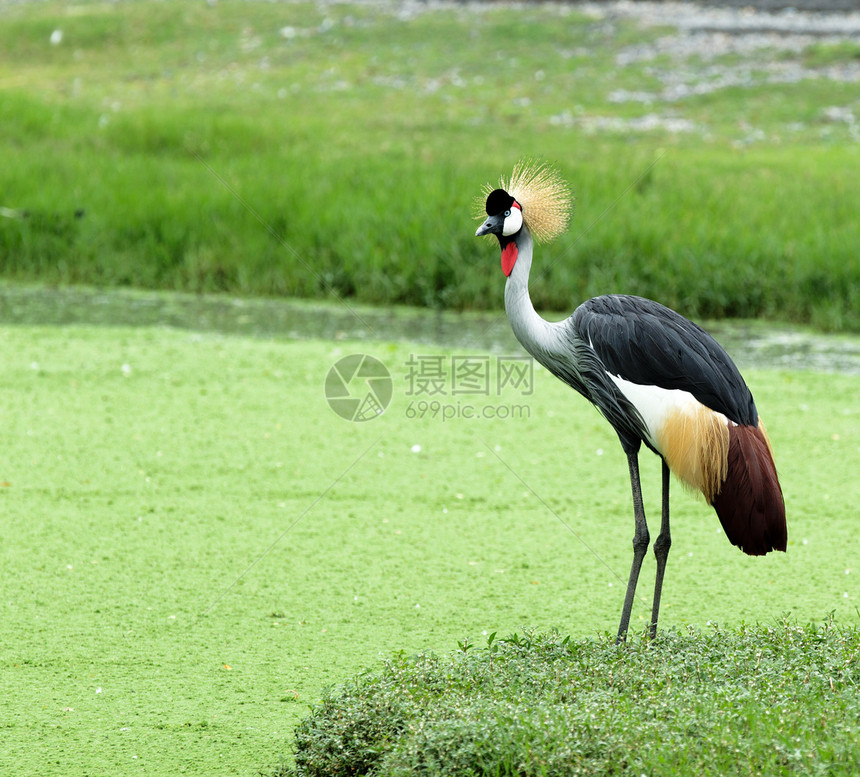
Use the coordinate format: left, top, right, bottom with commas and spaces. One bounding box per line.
1, 0, 858, 328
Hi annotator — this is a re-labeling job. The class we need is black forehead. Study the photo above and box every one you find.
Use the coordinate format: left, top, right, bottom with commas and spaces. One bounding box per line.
485, 188, 514, 216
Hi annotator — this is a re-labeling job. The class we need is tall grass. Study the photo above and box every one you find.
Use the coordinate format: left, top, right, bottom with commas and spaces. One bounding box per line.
1, 1, 858, 328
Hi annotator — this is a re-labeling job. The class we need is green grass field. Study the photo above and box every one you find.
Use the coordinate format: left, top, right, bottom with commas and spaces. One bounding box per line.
1, 0, 859, 328
2, 319, 859, 775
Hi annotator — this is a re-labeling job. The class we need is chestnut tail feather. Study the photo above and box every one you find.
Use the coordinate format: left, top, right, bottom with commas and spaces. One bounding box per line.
711, 423, 786, 556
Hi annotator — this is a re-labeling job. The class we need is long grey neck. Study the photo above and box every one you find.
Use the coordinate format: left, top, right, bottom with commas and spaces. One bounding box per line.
504, 228, 564, 363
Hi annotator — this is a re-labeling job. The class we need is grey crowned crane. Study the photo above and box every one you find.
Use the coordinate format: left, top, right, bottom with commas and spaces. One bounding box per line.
475, 162, 786, 642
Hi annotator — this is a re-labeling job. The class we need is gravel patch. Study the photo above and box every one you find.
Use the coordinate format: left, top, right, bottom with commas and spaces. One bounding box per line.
572, 0, 860, 136
580, 1, 860, 36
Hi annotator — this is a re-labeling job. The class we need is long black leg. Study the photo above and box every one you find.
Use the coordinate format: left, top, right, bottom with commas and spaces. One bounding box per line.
649, 459, 672, 639
616, 452, 649, 643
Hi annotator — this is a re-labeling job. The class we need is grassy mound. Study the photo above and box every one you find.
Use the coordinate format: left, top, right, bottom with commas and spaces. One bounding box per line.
276, 620, 860, 777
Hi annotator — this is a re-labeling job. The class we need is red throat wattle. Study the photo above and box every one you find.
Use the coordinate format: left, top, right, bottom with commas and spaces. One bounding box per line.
501, 242, 518, 277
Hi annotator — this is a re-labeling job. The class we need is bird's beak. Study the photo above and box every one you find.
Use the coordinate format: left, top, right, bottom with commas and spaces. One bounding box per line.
475, 213, 503, 237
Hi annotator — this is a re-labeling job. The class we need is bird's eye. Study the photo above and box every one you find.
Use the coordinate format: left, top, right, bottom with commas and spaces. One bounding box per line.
504, 209, 511, 217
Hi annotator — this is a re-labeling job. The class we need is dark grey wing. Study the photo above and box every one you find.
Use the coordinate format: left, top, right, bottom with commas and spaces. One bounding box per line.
571, 295, 758, 425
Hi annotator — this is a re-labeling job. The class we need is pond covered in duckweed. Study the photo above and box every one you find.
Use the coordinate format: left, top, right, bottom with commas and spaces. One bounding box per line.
2, 284, 859, 375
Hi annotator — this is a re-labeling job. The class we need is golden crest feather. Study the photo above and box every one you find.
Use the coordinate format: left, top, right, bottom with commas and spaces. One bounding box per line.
476, 160, 573, 244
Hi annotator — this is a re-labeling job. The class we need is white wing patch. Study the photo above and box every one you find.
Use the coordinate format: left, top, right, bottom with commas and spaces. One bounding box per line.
607, 375, 715, 448
608, 373, 732, 500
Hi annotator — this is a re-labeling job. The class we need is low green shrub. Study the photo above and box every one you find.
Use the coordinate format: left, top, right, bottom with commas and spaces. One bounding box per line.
277, 620, 860, 777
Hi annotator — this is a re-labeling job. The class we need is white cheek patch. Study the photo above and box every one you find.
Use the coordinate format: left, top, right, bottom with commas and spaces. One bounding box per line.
502, 207, 523, 237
